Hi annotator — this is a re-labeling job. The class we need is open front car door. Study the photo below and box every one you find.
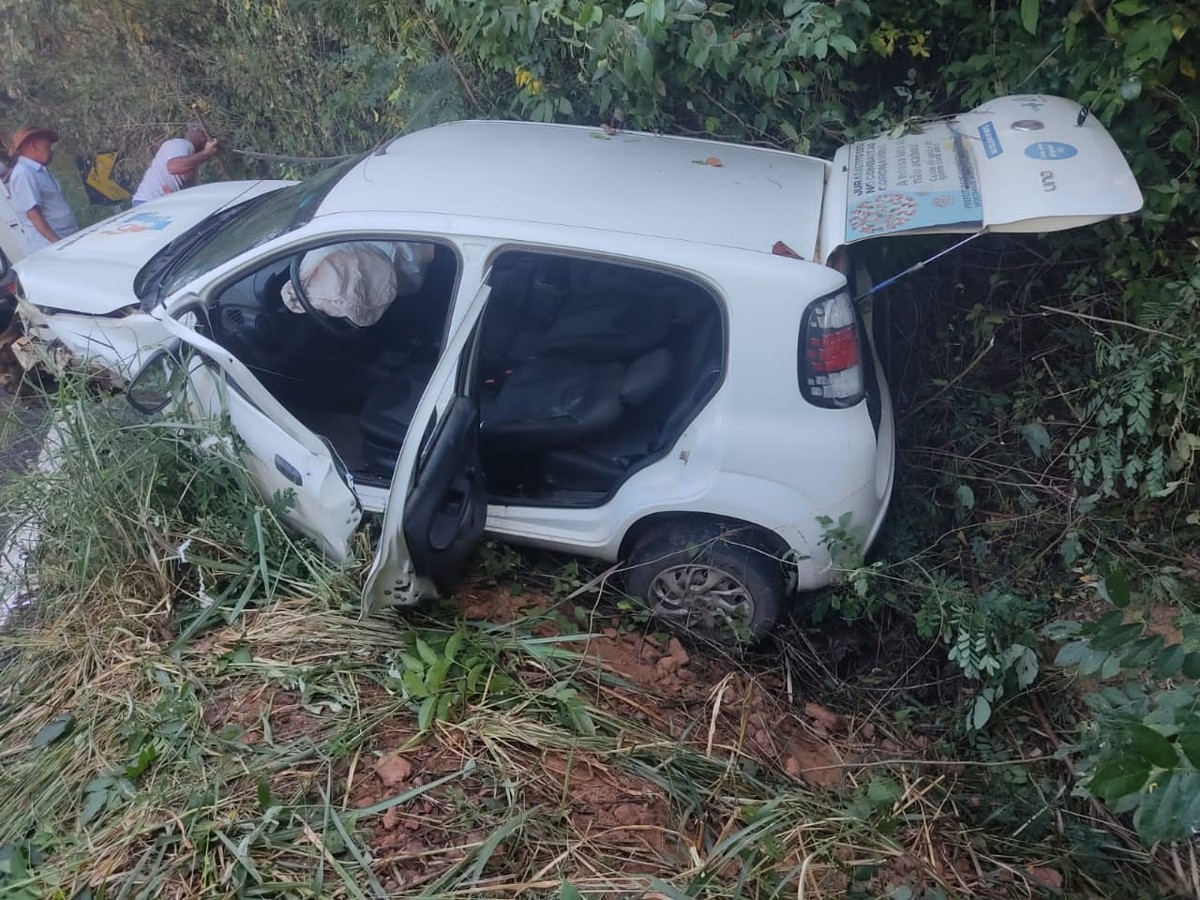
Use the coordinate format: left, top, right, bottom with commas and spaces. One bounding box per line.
362, 280, 491, 614
153, 304, 363, 561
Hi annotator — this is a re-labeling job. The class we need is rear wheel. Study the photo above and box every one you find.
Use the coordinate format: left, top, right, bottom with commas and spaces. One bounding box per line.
625, 525, 786, 646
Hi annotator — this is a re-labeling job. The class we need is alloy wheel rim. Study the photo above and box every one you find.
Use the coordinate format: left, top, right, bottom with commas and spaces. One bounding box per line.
646, 563, 754, 635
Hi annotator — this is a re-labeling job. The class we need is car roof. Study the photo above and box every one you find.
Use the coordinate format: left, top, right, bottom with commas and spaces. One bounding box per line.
318, 120, 829, 262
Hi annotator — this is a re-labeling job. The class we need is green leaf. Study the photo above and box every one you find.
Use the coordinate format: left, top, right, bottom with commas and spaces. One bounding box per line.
1087, 756, 1150, 801
1054, 640, 1089, 667
257, 777, 274, 811
866, 776, 903, 804
1021, 422, 1051, 459
415, 638, 440, 667
1087, 610, 1125, 634
1078, 648, 1110, 676
435, 692, 454, 723
635, 41, 654, 80
1127, 724, 1178, 769
1121, 634, 1164, 668
829, 33, 857, 57
466, 662, 486, 693
80, 788, 109, 826
1003, 644, 1039, 688
1020, 0, 1039, 33
560, 882, 585, 900
648, 0, 665, 24
1177, 729, 1200, 769
444, 629, 463, 664
955, 483, 975, 511
401, 669, 428, 698
0, 844, 28, 880
624, 1, 646, 17
972, 694, 992, 730
1091, 621, 1143, 651
1099, 652, 1123, 681
124, 742, 158, 780
1101, 568, 1132, 608
1182, 652, 1200, 680
1152, 644, 1185, 679
1133, 769, 1200, 844
32, 713, 75, 749
417, 696, 436, 732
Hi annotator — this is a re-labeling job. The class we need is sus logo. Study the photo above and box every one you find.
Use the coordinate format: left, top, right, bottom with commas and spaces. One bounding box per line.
99, 212, 172, 237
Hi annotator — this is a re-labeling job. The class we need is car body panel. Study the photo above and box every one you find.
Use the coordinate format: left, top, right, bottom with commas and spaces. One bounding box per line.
820, 94, 1143, 256
342, 121, 830, 262
158, 309, 362, 561
0, 185, 28, 270
16, 181, 290, 315
363, 279, 492, 611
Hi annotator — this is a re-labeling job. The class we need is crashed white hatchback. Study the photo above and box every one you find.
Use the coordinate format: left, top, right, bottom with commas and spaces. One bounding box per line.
14, 96, 1141, 640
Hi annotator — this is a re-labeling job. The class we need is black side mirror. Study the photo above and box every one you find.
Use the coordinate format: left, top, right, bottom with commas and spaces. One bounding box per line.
127, 346, 186, 415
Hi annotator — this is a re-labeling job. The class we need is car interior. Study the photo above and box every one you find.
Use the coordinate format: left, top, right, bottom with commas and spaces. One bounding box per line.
204, 242, 724, 507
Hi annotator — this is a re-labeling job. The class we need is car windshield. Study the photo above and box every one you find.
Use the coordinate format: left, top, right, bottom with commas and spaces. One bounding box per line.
135, 155, 362, 308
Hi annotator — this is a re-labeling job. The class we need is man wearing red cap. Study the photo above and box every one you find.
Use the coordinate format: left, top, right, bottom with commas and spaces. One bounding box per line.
7, 127, 79, 252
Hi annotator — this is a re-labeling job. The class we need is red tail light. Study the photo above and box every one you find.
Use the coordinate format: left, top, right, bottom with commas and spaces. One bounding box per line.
799, 289, 865, 408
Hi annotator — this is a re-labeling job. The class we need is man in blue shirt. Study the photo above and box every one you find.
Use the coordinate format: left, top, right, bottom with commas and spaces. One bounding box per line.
7, 126, 79, 253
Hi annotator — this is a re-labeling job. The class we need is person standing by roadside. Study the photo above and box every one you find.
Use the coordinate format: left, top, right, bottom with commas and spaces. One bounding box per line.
7, 126, 79, 253
131, 121, 219, 206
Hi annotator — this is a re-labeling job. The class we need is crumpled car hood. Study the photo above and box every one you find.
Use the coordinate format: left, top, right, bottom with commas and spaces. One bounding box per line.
15, 181, 288, 316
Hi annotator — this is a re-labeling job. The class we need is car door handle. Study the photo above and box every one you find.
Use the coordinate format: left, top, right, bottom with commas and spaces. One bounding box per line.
275, 454, 303, 486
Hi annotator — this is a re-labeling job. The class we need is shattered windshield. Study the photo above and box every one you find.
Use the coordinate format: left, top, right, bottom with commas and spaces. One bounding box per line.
135, 155, 362, 308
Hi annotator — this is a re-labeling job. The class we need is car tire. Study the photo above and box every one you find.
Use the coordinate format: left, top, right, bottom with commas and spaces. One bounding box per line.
625, 525, 786, 645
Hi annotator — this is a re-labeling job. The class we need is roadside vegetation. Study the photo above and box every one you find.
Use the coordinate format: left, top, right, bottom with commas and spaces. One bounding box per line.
0, 0, 1198, 896
0, 392, 1175, 896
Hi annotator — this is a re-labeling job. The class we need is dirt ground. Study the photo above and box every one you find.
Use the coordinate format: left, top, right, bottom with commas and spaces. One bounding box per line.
196, 583, 867, 893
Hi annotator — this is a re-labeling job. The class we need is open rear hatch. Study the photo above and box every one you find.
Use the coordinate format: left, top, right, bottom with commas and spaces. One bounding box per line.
819, 94, 1143, 260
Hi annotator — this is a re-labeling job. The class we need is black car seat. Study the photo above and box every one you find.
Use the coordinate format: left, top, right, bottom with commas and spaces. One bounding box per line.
478, 255, 684, 378
358, 358, 438, 475
479, 347, 672, 451
356, 348, 671, 479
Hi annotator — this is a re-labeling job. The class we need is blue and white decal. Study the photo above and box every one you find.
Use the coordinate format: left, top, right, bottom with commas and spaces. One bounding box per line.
978, 122, 1004, 159
1024, 141, 1078, 160
98, 211, 173, 236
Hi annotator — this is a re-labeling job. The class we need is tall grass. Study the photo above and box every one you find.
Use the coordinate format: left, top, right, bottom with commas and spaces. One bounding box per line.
0, 387, 1174, 898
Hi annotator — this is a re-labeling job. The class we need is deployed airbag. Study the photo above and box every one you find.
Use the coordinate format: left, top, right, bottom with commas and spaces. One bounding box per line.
281, 241, 435, 326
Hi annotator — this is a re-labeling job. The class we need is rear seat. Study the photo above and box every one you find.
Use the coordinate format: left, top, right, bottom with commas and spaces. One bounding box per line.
479, 254, 695, 375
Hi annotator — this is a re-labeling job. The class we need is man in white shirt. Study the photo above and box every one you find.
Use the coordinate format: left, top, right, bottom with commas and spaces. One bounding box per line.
6, 126, 79, 253
131, 121, 220, 206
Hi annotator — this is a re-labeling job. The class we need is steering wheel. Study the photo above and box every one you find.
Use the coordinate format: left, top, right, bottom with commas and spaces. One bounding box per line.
288, 255, 361, 339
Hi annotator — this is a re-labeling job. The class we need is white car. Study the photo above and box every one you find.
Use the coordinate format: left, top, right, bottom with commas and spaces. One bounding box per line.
0, 181, 28, 323
13, 95, 1141, 641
